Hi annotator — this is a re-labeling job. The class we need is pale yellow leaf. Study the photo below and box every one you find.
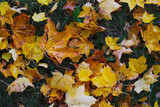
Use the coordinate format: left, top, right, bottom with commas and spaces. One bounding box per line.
32, 12, 47, 22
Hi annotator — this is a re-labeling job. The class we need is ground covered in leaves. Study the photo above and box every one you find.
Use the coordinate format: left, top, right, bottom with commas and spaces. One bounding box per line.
0, 0, 160, 107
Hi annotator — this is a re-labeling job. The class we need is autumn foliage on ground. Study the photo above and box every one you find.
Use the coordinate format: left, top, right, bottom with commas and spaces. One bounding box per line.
0, 0, 160, 107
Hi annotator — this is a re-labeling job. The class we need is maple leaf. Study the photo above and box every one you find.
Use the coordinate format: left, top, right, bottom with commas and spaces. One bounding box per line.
141, 22, 160, 53
65, 85, 96, 107
22, 36, 44, 62
133, 7, 144, 21
63, 0, 79, 12
152, 65, 160, 75
75, 22, 106, 33
91, 66, 117, 87
92, 87, 112, 98
32, 12, 47, 22
134, 69, 158, 93
0, 27, 9, 50
0, 2, 10, 16
11, 13, 36, 49
134, 78, 150, 93
1, 56, 26, 78
78, 3, 98, 23
6, 77, 34, 95
119, 64, 139, 80
47, 71, 75, 94
141, 11, 156, 23
128, 55, 147, 74
98, 0, 121, 20
37, 0, 53, 5
105, 36, 121, 50
22, 67, 43, 83
0, 9, 16, 26
68, 37, 94, 57
47, 47, 80, 64
76, 61, 93, 82
120, 0, 144, 10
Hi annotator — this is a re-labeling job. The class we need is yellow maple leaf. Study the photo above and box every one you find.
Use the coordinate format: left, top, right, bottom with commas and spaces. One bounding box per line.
0, 2, 10, 16
105, 36, 121, 50
47, 71, 75, 94
142, 11, 156, 23
119, 64, 139, 80
98, 0, 121, 20
65, 85, 96, 107
37, 0, 53, 5
92, 87, 111, 98
152, 65, 160, 75
91, 66, 117, 87
22, 36, 44, 62
6, 77, 34, 95
32, 12, 47, 22
120, 0, 144, 10
129, 55, 147, 73
78, 3, 98, 23
141, 22, 160, 53
76, 61, 93, 82
0, 9, 16, 25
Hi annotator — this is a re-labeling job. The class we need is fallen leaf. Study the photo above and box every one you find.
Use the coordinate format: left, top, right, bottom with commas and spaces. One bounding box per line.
0, 2, 10, 16
65, 85, 96, 107
98, 0, 121, 20
76, 61, 93, 82
63, 0, 79, 12
32, 12, 47, 22
120, 0, 144, 10
11, 13, 36, 49
50, 0, 60, 13
22, 67, 43, 83
91, 66, 117, 87
37, 0, 53, 5
129, 55, 147, 73
142, 11, 156, 23
141, 22, 160, 53
78, 2, 98, 23
134, 78, 150, 93
105, 36, 121, 50
47, 71, 75, 93
9, 49, 18, 61
2, 52, 12, 62
6, 77, 34, 95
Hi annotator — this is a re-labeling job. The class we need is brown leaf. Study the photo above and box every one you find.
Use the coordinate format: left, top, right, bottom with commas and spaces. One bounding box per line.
11, 13, 36, 49
63, 0, 79, 11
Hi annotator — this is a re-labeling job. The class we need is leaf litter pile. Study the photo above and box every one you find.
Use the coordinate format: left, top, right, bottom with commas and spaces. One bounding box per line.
0, 0, 160, 107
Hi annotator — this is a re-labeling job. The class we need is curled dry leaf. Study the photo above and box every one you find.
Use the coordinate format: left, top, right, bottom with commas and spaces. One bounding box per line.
6, 77, 34, 95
